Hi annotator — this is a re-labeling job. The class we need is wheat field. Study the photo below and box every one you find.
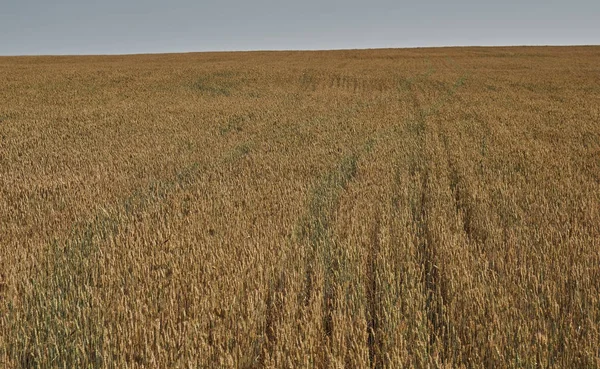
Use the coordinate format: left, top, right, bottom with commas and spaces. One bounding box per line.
1, 47, 599, 368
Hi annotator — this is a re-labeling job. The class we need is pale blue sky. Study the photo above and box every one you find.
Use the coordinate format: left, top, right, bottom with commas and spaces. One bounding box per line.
1, 0, 599, 55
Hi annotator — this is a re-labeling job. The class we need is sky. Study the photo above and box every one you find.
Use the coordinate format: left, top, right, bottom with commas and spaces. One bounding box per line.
1, 0, 599, 55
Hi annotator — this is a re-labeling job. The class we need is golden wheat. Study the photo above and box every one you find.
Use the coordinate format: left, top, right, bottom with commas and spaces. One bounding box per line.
1, 47, 599, 368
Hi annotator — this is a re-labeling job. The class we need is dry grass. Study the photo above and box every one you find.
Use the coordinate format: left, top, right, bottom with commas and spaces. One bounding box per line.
1, 46, 599, 368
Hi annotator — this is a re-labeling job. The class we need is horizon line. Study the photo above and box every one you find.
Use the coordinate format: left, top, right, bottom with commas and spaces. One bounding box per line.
1, 43, 598, 58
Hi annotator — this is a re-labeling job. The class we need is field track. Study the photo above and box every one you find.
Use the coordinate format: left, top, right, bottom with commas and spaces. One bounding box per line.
1, 46, 599, 367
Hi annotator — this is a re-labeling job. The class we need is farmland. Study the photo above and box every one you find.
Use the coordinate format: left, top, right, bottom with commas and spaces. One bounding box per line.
1, 46, 599, 368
